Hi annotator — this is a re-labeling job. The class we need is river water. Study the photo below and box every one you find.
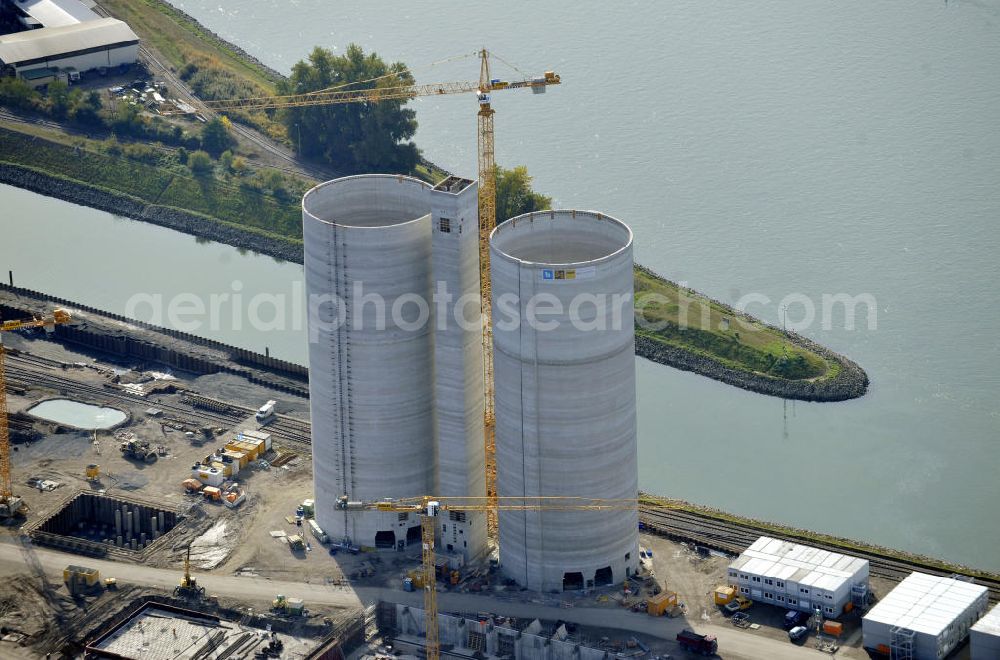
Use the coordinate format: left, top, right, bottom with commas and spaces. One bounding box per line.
3, 0, 999, 569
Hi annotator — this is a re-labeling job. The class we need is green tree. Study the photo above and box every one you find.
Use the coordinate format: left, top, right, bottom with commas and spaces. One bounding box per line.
46, 80, 71, 120
187, 149, 214, 175
495, 165, 552, 222
219, 149, 235, 172
279, 44, 418, 173
70, 90, 103, 126
201, 116, 235, 155
0, 77, 37, 111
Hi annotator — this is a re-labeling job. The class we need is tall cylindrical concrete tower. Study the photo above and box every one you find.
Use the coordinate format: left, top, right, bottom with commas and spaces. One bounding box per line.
491, 210, 639, 592
303, 175, 434, 549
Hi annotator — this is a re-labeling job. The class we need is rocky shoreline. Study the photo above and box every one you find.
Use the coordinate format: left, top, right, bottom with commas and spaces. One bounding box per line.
634, 263, 868, 402
0, 163, 304, 264
2, 161, 867, 402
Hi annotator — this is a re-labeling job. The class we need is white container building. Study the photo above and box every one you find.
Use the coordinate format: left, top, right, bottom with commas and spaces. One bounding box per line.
971, 602, 1000, 660
727, 536, 869, 617
491, 209, 639, 592
862, 572, 989, 660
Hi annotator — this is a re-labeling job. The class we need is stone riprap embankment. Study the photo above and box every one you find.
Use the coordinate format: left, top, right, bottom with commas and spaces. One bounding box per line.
0, 163, 304, 264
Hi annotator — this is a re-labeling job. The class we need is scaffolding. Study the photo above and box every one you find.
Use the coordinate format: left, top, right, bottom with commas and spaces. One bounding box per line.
889, 626, 915, 660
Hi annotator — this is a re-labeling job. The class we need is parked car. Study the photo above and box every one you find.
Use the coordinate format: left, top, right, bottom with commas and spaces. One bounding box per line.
788, 625, 809, 642
783, 610, 809, 629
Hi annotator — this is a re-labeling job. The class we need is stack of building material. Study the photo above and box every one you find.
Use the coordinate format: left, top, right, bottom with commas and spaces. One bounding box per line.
862, 572, 988, 660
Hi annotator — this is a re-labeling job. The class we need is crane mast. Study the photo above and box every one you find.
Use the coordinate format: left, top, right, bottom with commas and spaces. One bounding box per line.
476, 50, 498, 536
206, 50, 559, 538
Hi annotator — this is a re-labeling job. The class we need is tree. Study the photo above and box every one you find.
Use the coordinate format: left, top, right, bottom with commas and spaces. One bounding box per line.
495, 165, 552, 222
0, 77, 36, 111
187, 150, 214, 175
46, 80, 71, 120
279, 44, 418, 173
201, 116, 235, 154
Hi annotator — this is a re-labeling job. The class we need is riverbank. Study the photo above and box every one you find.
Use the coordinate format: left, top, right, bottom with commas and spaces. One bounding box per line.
0, 0, 867, 401
0, 143, 867, 401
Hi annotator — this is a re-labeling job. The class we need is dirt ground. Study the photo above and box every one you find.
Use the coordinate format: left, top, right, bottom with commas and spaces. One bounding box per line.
0, 334, 912, 659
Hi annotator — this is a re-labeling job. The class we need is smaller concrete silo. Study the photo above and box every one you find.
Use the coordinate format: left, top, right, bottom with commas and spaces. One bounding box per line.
491, 210, 639, 592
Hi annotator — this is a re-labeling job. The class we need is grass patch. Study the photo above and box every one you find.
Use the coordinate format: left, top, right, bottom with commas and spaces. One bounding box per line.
634, 268, 832, 381
0, 126, 302, 239
639, 493, 1000, 581
100, 0, 279, 91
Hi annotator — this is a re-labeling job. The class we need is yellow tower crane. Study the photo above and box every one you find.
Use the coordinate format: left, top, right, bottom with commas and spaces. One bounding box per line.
337, 495, 638, 660
0, 308, 71, 518
207, 50, 561, 535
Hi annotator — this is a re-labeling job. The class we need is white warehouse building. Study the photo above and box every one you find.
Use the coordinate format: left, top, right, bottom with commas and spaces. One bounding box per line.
862, 572, 988, 660
970, 602, 1000, 660
0, 17, 138, 77
727, 536, 869, 618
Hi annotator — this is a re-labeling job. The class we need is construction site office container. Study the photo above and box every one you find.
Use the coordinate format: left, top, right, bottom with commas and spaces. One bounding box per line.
970, 602, 1000, 660
242, 429, 272, 450
863, 572, 988, 660
192, 465, 224, 487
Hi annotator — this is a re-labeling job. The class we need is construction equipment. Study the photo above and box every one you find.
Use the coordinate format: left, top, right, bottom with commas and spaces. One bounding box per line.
725, 596, 753, 613
120, 438, 158, 463
174, 544, 205, 598
207, 51, 561, 535
0, 308, 71, 518
85, 463, 100, 482
64, 564, 100, 595
103, 576, 118, 590
337, 495, 635, 660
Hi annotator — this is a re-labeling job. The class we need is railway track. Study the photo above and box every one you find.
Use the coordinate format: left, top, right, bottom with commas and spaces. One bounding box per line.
7, 349, 997, 602
639, 505, 1000, 603
3, 355, 312, 448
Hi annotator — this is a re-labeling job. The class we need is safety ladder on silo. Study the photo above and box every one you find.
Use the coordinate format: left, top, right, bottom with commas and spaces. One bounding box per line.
889, 626, 914, 660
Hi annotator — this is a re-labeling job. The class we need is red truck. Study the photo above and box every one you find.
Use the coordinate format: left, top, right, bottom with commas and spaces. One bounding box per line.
676, 629, 718, 655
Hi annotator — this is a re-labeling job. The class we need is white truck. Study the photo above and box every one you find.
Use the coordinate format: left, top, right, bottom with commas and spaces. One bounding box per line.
255, 400, 276, 423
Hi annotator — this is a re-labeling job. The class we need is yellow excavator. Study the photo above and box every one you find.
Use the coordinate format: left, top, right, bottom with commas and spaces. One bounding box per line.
174, 544, 205, 598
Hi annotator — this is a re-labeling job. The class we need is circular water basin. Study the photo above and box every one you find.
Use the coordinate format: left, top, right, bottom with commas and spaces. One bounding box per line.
28, 399, 127, 430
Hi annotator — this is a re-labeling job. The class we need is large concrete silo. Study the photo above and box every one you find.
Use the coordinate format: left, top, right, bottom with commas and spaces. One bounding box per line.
490, 210, 639, 591
303, 175, 435, 549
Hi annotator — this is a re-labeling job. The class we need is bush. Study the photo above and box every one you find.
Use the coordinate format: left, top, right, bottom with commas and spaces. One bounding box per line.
176, 147, 189, 164
219, 149, 234, 172
187, 150, 213, 175
122, 142, 160, 165
201, 116, 235, 155
0, 77, 37, 111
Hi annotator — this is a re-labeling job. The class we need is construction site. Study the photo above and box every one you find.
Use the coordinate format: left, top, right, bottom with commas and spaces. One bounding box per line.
0, 51, 999, 660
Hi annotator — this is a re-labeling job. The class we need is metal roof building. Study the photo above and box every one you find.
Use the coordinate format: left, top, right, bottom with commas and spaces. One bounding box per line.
0, 17, 138, 74
863, 572, 989, 660
970, 602, 1000, 660
727, 536, 869, 617
5, 0, 99, 29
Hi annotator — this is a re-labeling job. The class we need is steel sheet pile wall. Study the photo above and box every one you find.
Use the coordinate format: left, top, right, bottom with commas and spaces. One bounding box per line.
490, 210, 639, 591
303, 175, 434, 548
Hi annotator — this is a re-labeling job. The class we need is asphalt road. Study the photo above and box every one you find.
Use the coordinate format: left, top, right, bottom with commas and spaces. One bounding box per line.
0, 539, 842, 660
